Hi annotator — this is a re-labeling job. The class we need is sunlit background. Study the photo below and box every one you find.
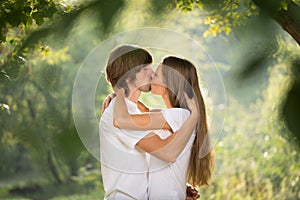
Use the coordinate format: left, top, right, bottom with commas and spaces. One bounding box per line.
1, 0, 300, 199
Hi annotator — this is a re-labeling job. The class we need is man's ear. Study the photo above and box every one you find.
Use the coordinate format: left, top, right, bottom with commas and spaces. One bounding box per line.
114, 78, 130, 97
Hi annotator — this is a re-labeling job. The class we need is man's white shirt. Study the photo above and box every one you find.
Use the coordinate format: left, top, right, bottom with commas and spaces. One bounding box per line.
100, 98, 151, 200
99, 98, 195, 199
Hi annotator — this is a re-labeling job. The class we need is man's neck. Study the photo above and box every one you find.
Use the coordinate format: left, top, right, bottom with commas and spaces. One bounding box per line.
127, 89, 141, 104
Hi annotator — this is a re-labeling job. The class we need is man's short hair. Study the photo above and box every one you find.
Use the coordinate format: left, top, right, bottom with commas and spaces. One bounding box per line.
106, 45, 152, 94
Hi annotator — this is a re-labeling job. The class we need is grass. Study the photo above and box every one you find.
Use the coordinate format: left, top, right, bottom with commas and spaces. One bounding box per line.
0, 179, 104, 200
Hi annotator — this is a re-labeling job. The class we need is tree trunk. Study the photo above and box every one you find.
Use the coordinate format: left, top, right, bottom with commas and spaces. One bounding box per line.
47, 150, 63, 184
252, 0, 300, 45
275, 2, 300, 45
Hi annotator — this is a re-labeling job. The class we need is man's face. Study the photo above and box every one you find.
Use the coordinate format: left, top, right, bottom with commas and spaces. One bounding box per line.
133, 64, 154, 92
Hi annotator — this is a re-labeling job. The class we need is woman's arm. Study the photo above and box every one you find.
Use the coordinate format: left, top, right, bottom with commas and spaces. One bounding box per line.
113, 89, 172, 131
136, 93, 198, 162
137, 101, 150, 112
137, 101, 161, 112
113, 88, 199, 162
101, 92, 116, 114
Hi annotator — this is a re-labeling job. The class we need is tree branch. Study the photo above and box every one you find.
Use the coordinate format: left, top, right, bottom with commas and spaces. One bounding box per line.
275, 1, 300, 45
252, 0, 300, 45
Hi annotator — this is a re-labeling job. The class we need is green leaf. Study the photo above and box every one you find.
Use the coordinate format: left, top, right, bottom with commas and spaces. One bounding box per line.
32, 12, 44, 26
281, 1, 288, 10
196, 2, 203, 10
7, 11, 22, 26
24, 6, 32, 15
203, 30, 211, 37
224, 26, 231, 35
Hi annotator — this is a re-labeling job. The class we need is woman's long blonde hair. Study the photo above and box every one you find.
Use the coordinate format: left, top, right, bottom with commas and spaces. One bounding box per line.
162, 56, 214, 187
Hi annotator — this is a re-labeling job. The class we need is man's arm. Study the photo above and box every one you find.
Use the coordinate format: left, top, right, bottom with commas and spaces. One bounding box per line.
138, 101, 162, 112
137, 101, 150, 112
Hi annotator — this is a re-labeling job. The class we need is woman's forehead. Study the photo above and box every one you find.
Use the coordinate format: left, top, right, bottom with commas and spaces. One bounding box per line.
155, 63, 163, 72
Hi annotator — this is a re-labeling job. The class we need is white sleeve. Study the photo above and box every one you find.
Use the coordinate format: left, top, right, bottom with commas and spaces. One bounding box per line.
117, 129, 151, 149
115, 108, 190, 147
161, 108, 190, 132
117, 128, 170, 147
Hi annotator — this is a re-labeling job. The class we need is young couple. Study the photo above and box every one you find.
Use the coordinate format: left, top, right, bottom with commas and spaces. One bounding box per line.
99, 45, 214, 199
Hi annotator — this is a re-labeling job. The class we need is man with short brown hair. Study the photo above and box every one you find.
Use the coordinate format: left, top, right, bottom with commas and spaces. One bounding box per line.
100, 45, 199, 199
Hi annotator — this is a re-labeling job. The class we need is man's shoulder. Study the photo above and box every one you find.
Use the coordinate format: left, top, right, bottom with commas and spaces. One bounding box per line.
100, 98, 116, 121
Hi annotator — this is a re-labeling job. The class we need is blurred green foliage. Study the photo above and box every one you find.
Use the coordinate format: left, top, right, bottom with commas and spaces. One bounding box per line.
198, 53, 300, 199
0, 0, 300, 199
0, 0, 57, 41
175, 0, 300, 146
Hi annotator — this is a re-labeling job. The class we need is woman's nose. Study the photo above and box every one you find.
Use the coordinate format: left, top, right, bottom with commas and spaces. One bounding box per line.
149, 69, 154, 78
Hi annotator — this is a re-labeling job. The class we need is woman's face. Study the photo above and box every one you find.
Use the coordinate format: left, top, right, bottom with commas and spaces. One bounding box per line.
151, 63, 166, 96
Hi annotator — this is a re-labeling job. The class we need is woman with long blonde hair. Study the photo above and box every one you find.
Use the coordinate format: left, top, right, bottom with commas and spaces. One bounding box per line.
114, 56, 214, 199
